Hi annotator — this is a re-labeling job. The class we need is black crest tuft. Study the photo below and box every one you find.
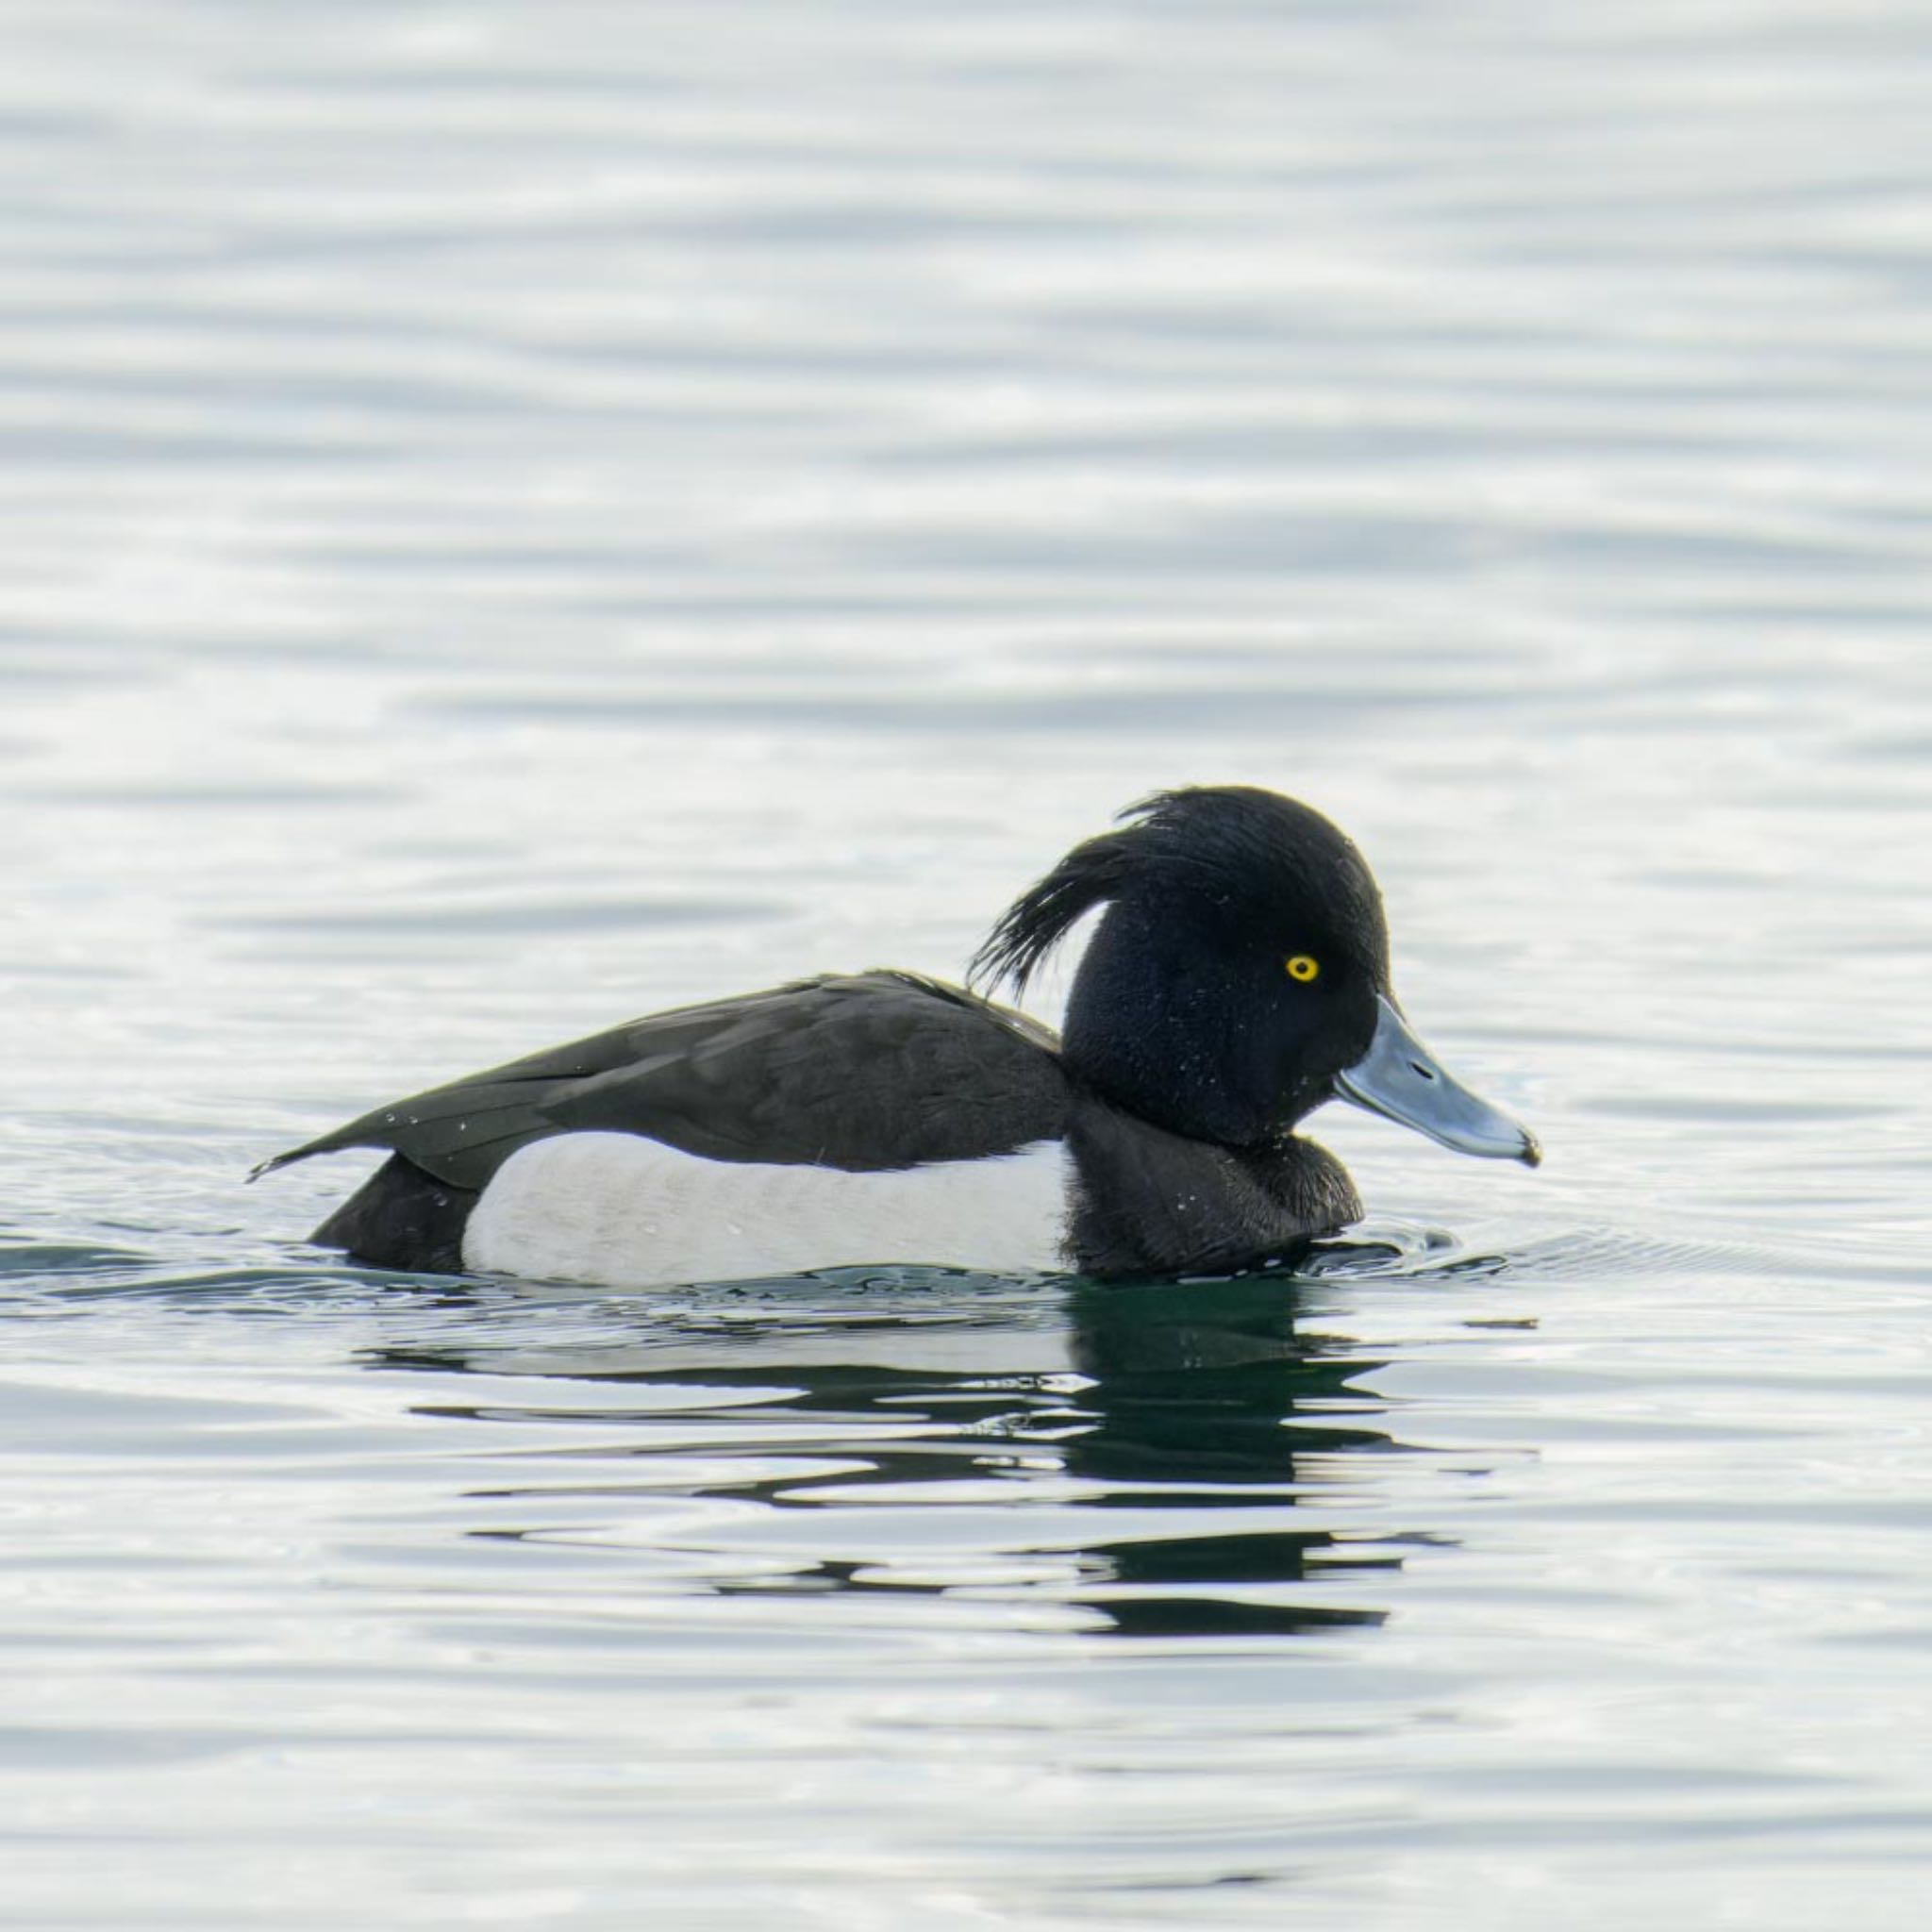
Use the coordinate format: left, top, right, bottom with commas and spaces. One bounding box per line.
969, 823, 1143, 996
970, 786, 1385, 996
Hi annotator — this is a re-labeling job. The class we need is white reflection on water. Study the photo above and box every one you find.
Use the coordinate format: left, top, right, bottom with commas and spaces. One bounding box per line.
2, 1, 1932, 1927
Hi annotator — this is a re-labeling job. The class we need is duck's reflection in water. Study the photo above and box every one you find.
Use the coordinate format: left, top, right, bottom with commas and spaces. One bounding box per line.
1058, 1276, 1395, 1636
368, 1266, 1414, 1638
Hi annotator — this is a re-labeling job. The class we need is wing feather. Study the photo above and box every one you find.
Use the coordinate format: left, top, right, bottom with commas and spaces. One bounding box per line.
256, 973, 1067, 1192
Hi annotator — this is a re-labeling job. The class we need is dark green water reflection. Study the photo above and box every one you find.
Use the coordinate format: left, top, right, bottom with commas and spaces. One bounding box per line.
370, 1273, 1416, 1641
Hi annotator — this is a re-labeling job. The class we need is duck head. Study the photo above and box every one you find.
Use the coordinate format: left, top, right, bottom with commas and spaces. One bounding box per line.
973, 786, 1540, 1165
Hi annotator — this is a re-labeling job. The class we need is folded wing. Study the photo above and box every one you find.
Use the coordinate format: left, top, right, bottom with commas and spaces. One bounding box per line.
256, 972, 1069, 1193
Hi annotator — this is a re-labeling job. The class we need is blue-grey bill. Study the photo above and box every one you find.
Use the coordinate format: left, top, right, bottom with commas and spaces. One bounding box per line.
1336, 994, 1541, 1167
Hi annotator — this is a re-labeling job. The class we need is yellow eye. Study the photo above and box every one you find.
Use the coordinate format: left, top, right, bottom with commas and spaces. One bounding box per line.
1285, 954, 1321, 983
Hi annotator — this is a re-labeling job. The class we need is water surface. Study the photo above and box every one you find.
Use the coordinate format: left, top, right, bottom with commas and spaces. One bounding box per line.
3, 3, 1931, 1925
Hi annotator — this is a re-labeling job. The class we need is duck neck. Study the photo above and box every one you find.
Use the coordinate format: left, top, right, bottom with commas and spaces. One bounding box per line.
1062, 1098, 1362, 1277
1060, 902, 1281, 1146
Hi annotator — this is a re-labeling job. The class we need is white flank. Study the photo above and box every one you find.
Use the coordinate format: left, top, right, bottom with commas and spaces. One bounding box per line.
462, 1131, 1071, 1289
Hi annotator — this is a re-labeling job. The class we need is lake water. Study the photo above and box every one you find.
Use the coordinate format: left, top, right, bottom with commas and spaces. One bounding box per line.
3, 3, 1931, 1925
